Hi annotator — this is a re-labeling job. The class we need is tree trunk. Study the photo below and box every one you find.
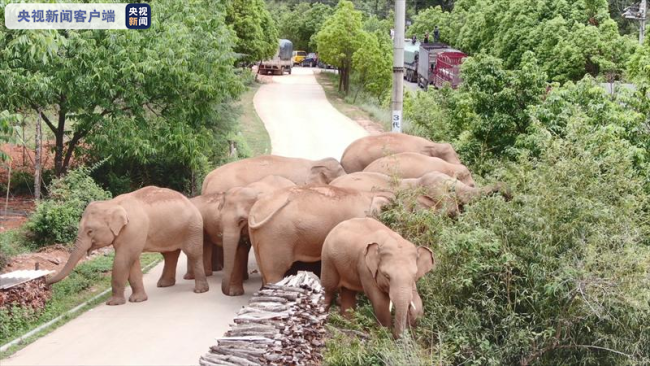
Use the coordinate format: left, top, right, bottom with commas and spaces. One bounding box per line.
34, 112, 42, 200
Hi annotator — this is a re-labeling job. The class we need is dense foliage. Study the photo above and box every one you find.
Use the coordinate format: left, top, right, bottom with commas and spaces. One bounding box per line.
226, 0, 278, 63
272, 2, 333, 52
24, 167, 111, 247
315, 1, 366, 94
352, 31, 393, 102
408, 0, 638, 82
0, 0, 244, 192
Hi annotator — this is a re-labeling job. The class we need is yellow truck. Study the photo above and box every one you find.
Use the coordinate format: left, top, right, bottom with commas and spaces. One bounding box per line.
292, 50, 307, 65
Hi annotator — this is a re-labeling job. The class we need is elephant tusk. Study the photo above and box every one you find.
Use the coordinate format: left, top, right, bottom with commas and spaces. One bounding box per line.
389, 300, 393, 312
410, 301, 416, 311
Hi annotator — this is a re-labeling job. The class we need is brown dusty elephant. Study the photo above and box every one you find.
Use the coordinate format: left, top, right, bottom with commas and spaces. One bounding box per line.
186, 192, 226, 279
340, 132, 461, 173
46, 186, 208, 305
248, 186, 392, 287
202, 155, 346, 195
363, 152, 476, 187
331, 171, 510, 217
220, 175, 296, 296
321, 218, 434, 338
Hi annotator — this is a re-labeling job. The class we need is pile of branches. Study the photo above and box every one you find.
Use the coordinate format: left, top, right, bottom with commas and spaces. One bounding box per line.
0, 277, 51, 311
199, 272, 328, 366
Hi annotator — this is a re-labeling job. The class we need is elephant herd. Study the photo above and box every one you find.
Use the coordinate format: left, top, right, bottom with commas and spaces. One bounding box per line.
46, 132, 510, 336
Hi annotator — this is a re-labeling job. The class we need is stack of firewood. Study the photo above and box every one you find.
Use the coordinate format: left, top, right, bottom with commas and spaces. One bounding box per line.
0, 277, 51, 311
199, 272, 328, 366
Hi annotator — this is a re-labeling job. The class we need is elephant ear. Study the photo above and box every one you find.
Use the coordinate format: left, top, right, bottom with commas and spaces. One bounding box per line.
415, 247, 435, 280
368, 193, 394, 216
217, 193, 226, 211
364, 242, 380, 279
308, 166, 328, 185
108, 206, 128, 236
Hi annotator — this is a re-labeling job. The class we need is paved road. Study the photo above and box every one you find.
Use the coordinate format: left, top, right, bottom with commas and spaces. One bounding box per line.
3, 66, 368, 366
255, 67, 367, 160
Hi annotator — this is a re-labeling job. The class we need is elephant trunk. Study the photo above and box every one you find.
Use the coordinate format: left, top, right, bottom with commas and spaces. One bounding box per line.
46, 236, 90, 285
390, 284, 413, 338
221, 229, 244, 296
483, 182, 512, 201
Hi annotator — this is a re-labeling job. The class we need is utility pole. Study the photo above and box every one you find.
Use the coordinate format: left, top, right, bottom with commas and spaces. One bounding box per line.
391, 0, 406, 132
623, 0, 647, 45
641, 0, 646, 45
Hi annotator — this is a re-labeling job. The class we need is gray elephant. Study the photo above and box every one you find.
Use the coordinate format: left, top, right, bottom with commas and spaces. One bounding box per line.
341, 132, 461, 173
219, 175, 296, 296
363, 152, 476, 187
202, 155, 345, 194
331, 171, 510, 217
248, 186, 393, 288
47, 186, 208, 305
321, 217, 434, 337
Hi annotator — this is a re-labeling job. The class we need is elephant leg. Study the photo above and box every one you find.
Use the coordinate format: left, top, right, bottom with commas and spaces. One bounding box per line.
225, 242, 250, 296
158, 249, 180, 287
339, 287, 357, 318
185, 238, 215, 280
212, 245, 224, 271
320, 259, 340, 311
366, 288, 391, 328
256, 241, 293, 285
182, 231, 209, 293
107, 250, 136, 306
203, 239, 214, 277
241, 239, 251, 281
128, 257, 148, 302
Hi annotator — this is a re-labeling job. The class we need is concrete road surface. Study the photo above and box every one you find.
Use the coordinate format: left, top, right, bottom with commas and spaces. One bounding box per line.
255, 67, 367, 160
3, 66, 368, 366
3, 255, 261, 366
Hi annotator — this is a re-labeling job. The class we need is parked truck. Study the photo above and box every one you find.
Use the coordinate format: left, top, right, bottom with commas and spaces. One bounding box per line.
404, 41, 420, 83
259, 39, 293, 76
415, 42, 466, 90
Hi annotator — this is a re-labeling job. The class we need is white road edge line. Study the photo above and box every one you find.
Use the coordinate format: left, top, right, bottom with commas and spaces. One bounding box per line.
0, 257, 161, 353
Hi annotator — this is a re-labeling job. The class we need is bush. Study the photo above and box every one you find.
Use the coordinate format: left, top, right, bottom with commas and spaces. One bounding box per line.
24, 167, 111, 247
383, 119, 649, 365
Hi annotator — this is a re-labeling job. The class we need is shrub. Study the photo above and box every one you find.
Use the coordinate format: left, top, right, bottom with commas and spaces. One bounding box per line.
326, 118, 650, 365
384, 119, 650, 365
24, 167, 111, 247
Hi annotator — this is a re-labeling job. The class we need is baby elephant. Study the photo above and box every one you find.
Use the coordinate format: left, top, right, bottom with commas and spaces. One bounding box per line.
47, 186, 208, 305
321, 218, 434, 337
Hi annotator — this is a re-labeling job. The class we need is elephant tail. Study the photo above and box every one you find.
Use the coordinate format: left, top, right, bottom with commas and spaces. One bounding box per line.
249, 198, 292, 230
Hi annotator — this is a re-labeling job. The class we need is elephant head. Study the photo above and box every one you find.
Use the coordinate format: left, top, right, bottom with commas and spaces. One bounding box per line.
307, 158, 346, 185
220, 187, 259, 296
364, 240, 434, 338
47, 202, 128, 285
421, 143, 461, 165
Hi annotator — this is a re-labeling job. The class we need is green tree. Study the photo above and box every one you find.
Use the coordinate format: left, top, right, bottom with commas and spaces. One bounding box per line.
315, 0, 365, 94
0, 111, 20, 162
0, 0, 243, 177
226, 0, 278, 64
276, 2, 333, 52
351, 31, 392, 102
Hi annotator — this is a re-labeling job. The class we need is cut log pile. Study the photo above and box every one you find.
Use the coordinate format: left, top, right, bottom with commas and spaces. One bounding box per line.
199, 271, 328, 366
0, 277, 51, 311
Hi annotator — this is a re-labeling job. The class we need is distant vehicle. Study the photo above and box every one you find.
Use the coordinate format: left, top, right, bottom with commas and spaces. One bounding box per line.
302, 53, 318, 67
404, 41, 420, 83
259, 39, 293, 76
292, 50, 307, 65
416, 42, 466, 89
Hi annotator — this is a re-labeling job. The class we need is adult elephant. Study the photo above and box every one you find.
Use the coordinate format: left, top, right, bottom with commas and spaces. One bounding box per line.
219, 176, 296, 296
202, 155, 345, 195
185, 192, 226, 279
248, 186, 392, 287
363, 152, 476, 187
340, 132, 461, 173
331, 171, 510, 217
321, 218, 434, 338
46, 186, 208, 305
